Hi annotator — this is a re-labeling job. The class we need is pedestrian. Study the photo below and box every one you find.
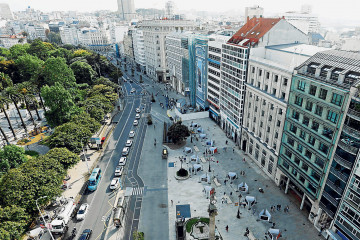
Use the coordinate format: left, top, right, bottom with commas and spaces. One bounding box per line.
270, 206, 273, 212
230, 192, 232, 196
243, 157, 246, 162
272, 222, 276, 228
171, 200, 173, 206
233, 148, 235, 153
226, 140, 228, 145
278, 204, 281, 211
225, 225, 229, 232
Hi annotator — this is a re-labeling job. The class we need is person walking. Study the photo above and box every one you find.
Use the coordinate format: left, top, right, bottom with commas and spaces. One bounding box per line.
225, 225, 229, 232
270, 206, 273, 212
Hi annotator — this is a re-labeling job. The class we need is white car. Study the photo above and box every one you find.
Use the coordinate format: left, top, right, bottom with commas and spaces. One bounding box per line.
110, 178, 120, 190
135, 114, 141, 119
119, 157, 127, 166
115, 166, 124, 177
122, 147, 129, 156
136, 108, 141, 113
126, 140, 133, 147
76, 203, 89, 221
129, 131, 135, 138
130, 88, 136, 93
133, 120, 138, 126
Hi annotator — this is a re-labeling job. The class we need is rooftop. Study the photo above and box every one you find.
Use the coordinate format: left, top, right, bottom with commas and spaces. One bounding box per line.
266, 43, 330, 57
227, 17, 281, 46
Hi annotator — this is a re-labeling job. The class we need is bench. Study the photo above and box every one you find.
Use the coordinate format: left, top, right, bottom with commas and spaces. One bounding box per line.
213, 177, 221, 187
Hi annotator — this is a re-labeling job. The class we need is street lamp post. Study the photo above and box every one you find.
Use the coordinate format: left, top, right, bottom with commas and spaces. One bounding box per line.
81, 138, 91, 174
36, 196, 55, 240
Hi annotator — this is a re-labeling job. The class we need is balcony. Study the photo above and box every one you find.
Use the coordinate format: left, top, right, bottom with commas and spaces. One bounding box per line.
330, 167, 349, 182
326, 180, 344, 195
322, 191, 340, 207
342, 125, 360, 139
333, 153, 353, 169
347, 108, 360, 121
337, 141, 358, 155
319, 201, 336, 218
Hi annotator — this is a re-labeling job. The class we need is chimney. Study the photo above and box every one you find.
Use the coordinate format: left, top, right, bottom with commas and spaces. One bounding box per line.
247, 16, 250, 23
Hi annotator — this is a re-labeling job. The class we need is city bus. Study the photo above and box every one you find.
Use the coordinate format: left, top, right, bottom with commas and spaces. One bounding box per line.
88, 168, 102, 191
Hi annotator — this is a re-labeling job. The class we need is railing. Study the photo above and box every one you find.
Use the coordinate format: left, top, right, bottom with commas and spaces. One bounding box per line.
319, 201, 336, 218
330, 167, 349, 182
337, 141, 359, 155
333, 153, 353, 169
322, 191, 340, 207
326, 180, 344, 195
342, 125, 360, 139
347, 109, 360, 119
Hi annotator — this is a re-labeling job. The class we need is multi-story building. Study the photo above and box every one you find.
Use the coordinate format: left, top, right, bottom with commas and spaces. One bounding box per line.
117, 0, 136, 21
207, 35, 230, 123
165, 31, 193, 96
78, 27, 111, 52
220, 17, 308, 145
242, 44, 327, 180
194, 35, 209, 111
59, 26, 79, 45
123, 28, 135, 64
282, 5, 320, 34
277, 50, 360, 232
244, 5, 263, 23
132, 28, 146, 73
139, 19, 196, 82
0, 3, 13, 20
24, 23, 47, 40
165, 1, 176, 18
0, 35, 27, 48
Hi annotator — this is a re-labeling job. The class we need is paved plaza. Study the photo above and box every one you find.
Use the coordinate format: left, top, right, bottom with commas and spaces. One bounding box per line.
167, 117, 323, 240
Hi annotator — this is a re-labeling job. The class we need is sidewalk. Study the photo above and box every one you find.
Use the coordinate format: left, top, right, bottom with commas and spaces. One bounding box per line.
167, 117, 323, 240
62, 113, 115, 202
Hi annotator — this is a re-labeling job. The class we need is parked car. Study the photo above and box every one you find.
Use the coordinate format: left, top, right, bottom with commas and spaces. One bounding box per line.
130, 88, 136, 93
135, 114, 140, 119
78, 229, 92, 240
76, 203, 89, 221
119, 157, 127, 166
129, 131, 135, 138
114, 166, 124, 177
110, 178, 120, 190
136, 108, 141, 113
126, 140, 133, 147
133, 120, 138, 126
122, 147, 129, 156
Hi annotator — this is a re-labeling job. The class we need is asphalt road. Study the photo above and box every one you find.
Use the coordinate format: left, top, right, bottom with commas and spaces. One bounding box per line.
66, 68, 149, 240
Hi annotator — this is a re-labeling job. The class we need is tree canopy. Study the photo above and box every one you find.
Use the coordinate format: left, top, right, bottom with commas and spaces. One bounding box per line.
42, 57, 76, 87
44, 147, 80, 169
15, 54, 44, 83
167, 121, 190, 144
0, 144, 27, 175
0, 205, 30, 240
70, 60, 96, 84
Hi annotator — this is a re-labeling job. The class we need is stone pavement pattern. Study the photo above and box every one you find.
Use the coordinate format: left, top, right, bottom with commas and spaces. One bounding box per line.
167, 118, 323, 240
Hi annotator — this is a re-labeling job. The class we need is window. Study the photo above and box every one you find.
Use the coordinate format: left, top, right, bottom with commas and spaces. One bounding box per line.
255, 106, 258, 112
305, 150, 312, 159
263, 100, 266, 105
261, 110, 265, 116
319, 88, 328, 100
274, 75, 278, 82
265, 85, 268, 92
315, 105, 323, 116
267, 126, 270, 132
285, 149, 292, 158
292, 110, 300, 120
260, 121, 263, 127
302, 163, 309, 172
300, 131, 306, 140
277, 120, 281, 127
249, 146, 253, 154
275, 132, 278, 138
308, 136, 316, 146
281, 92, 286, 99
278, 109, 283, 115
269, 115, 272, 121
299, 176, 305, 184
331, 93, 343, 106
319, 143, 329, 154
259, 69, 262, 76
298, 80, 306, 91
308, 183, 316, 194
303, 116, 310, 126
294, 157, 300, 165
290, 124, 297, 134
306, 101, 313, 111
292, 168, 298, 177
327, 110, 338, 123
311, 121, 319, 131
252, 67, 255, 73
270, 104, 274, 110
315, 157, 324, 169
288, 137, 295, 146
266, 72, 270, 79
272, 88, 277, 95
283, 78, 288, 86
248, 103, 251, 108
309, 85, 317, 96
295, 96, 303, 106
322, 127, 333, 140
311, 171, 321, 182
297, 144, 303, 153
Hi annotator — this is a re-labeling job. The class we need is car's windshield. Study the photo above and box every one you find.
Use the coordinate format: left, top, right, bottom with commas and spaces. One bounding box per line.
89, 180, 96, 186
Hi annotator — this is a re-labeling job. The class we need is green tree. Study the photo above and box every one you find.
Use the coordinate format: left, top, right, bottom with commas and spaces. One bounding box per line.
42, 57, 76, 87
0, 72, 13, 91
5, 86, 27, 133
15, 54, 44, 83
0, 156, 65, 214
46, 122, 93, 153
44, 147, 80, 169
79, 95, 113, 121
9, 44, 30, 59
94, 76, 118, 89
16, 82, 38, 125
47, 32, 62, 45
0, 59, 19, 83
0, 95, 16, 139
133, 231, 145, 240
0, 144, 27, 174
167, 121, 190, 144
49, 47, 71, 61
70, 112, 101, 133
41, 82, 76, 126
88, 84, 118, 104
70, 61, 96, 84
0, 205, 30, 240
27, 39, 54, 60
0, 48, 10, 58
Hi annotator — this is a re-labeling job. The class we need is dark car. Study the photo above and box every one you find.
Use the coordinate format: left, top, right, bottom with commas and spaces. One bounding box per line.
78, 229, 92, 240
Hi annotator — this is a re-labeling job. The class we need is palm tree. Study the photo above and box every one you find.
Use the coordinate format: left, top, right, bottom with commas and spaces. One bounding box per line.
0, 125, 9, 145
16, 83, 36, 127
19, 82, 41, 121
5, 86, 28, 134
0, 94, 16, 139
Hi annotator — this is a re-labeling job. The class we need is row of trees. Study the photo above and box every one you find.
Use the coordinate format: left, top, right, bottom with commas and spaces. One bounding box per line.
0, 40, 121, 239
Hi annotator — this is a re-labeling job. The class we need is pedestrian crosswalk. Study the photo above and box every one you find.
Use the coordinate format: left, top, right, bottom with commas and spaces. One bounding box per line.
131, 187, 144, 196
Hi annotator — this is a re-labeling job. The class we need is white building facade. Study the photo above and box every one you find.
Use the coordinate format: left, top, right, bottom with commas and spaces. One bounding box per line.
139, 20, 196, 82
132, 28, 146, 72
282, 6, 320, 34
117, 0, 136, 21
59, 26, 79, 45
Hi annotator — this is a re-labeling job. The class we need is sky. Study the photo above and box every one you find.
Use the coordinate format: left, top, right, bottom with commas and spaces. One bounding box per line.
4, 0, 360, 25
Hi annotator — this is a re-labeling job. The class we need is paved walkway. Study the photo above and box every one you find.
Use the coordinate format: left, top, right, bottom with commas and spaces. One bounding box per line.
167, 117, 323, 240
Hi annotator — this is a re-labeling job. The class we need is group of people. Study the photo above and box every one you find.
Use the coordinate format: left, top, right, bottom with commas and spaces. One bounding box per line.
270, 204, 290, 213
